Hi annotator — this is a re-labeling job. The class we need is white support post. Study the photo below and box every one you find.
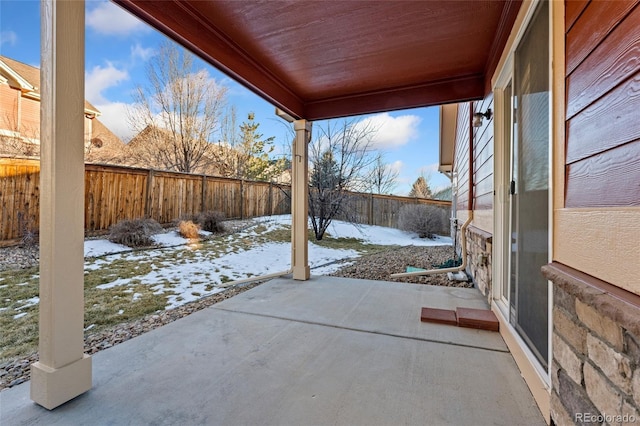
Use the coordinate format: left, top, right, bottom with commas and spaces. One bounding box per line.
291, 119, 311, 280
31, 0, 92, 410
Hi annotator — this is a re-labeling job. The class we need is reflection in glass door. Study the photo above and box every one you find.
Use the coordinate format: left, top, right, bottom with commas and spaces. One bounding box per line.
508, 1, 549, 368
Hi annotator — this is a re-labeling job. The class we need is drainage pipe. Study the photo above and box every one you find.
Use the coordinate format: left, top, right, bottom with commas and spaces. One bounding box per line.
218, 268, 293, 288
389, 213, 473, 278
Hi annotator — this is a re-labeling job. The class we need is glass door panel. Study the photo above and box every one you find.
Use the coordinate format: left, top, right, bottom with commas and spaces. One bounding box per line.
509, 0, 549, 368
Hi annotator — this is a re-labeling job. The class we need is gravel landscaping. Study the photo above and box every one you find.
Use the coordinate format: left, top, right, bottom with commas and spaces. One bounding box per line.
330, 245, 468, 287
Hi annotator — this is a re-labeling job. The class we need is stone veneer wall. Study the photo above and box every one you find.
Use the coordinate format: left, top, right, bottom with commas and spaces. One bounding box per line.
542, 263, 640, 426
465, 226, 492, 304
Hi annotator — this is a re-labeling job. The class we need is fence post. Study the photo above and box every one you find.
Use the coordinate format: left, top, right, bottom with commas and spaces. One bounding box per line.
369, 193, 374, 225
145, 169, 154, 218
240, 179, 244, 220
201, 175, 207, 214
268, 182, 273, 216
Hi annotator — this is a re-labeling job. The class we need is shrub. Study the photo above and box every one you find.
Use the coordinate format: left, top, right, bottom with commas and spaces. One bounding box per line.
21, 229, 39, 249
108, 218, 163, 248
18, 212, 39, 249
196, 211, 226, 234
173, 213, 198, 226
398, 204, 449, 239
178, 220, 201, 239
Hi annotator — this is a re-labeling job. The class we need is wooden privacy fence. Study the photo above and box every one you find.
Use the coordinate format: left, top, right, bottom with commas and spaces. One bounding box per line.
334, 190, 451, 231
1, 157, 450, 242
0, 158, 40, 242
1, 158, 291, 242
83, 164, 291, 232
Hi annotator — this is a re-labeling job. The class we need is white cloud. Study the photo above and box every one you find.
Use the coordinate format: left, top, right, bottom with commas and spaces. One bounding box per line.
94, 101, 135, 141
86, 1, 147, 36
130, 43, 155, 62
221, 78, 261, 101
0, 31, 17, 47
390, 160, 404, 174
418, 163, 439, 176
85, 63, 134, 140
355, 113, 421, 149
85, 63, 129, 104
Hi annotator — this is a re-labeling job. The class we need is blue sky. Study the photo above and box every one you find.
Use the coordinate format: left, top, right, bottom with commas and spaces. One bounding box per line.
0, 0, 450, 194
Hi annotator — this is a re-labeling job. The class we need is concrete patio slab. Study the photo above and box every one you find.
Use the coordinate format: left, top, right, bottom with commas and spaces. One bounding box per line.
218, 276, 507, 351
0, 277, 544, 425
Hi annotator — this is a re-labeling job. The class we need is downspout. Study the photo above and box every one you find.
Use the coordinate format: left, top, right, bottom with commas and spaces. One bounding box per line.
390, 102, 475, 279
468, 101, 475, 217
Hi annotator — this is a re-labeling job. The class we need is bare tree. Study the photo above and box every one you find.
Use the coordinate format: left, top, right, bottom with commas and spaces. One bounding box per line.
366, 153, 399, 194
308, 119, 377, 240
127, 41, 227, 173
212, 105, 241, 177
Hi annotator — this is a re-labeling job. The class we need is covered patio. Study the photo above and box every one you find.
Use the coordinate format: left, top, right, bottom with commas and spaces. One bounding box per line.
16, 0, 544, 419
1, 276, 543, 424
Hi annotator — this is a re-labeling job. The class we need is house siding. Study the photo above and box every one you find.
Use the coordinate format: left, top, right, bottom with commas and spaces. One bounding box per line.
549, 1, 640, 424
452, 97, 494, 214
0, 85, 19, 131
472, 95, 494, 211
19, 97, 39, 138
452, 96, 494, 302
1, 57, 108, 158
564, 2, 640, 208
453, 102, 471, 212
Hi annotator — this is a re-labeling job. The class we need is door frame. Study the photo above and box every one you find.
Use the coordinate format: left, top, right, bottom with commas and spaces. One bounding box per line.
491, 0, 554, 390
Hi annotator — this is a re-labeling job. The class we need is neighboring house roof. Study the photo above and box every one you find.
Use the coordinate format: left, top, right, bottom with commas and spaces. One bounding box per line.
432, 186, 452, 202
86, 118, 127, 164
0, 56, 128, 162
0, 55, 100, 116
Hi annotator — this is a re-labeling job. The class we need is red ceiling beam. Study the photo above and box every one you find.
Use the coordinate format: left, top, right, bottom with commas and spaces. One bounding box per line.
303, 74, 485, 121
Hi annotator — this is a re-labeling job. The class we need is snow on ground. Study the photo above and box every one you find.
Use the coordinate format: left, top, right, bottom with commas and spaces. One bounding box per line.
84, 239, 132, 258
325, 220, 451, 246
255, 215, 452, 246
83, 232, 193, 258
93, 240, 358, 309
12, 215, 450, 314
82, 214, 450, 260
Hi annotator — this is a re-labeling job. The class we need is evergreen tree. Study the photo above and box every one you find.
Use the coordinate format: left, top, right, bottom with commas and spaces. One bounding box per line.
237, 112, 285, 181
310, 150, 340, 190
408, 175, 433, 198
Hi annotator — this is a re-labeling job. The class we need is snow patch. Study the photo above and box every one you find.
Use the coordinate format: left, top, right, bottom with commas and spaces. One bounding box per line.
153, 232, 188, 247
15, 296, 39, 310
85, 239, 131, 258
82, 215, 451, 312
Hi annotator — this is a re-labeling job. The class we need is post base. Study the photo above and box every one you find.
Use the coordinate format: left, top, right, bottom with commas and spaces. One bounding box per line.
31, 354, 92, 410
292, 265, 310, 281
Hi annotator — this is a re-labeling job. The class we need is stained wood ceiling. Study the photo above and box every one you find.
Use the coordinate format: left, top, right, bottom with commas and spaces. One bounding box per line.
115, 0, 521, 121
